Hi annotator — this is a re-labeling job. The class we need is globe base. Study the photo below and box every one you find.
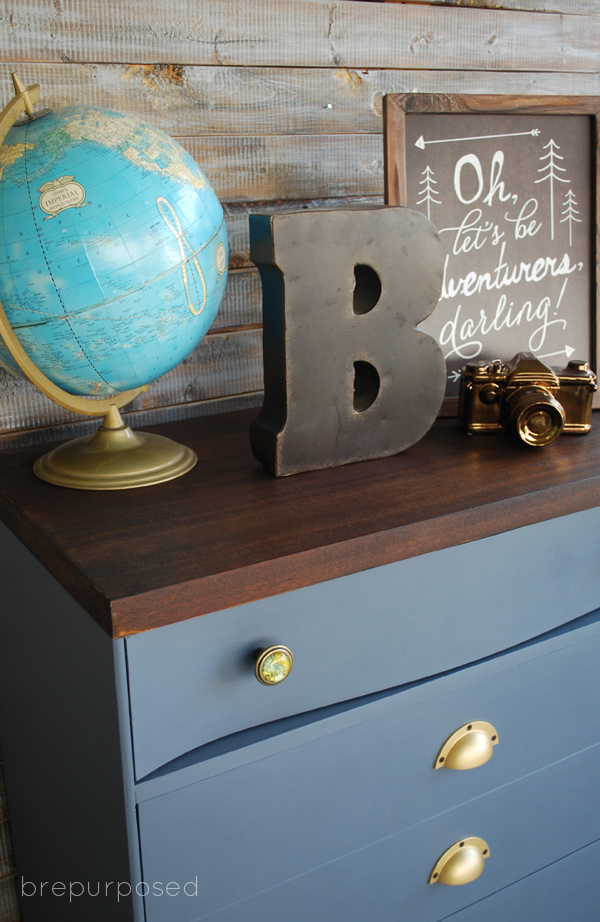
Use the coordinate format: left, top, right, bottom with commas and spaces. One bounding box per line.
33, 407, 197, 490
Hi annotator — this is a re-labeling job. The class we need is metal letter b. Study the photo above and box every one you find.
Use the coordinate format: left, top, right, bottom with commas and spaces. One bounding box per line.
250, 207, 445, 475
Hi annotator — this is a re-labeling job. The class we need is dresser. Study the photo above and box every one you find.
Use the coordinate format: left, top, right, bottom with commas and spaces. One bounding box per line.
0, 409, 599, 922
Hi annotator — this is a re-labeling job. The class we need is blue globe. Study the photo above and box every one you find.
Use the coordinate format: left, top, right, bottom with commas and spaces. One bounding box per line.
0, 105, 228, 396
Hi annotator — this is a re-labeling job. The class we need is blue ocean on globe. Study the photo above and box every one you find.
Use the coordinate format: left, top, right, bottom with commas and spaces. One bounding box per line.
0, 105, 228, 396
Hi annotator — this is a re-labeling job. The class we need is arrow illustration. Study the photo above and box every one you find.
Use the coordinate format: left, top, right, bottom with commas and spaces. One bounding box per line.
448, 370, 462, 382
537, 345, 576, 361
415, 129, 540, 149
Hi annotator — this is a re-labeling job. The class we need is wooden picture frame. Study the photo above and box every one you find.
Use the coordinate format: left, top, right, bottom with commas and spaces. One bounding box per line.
384, 94, 600, 415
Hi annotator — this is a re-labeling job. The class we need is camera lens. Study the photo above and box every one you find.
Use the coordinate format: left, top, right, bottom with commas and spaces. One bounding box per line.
504, 387, 565, 447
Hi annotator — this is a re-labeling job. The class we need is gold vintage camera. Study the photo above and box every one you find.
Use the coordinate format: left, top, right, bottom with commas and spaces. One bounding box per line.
458, 352, 597, 447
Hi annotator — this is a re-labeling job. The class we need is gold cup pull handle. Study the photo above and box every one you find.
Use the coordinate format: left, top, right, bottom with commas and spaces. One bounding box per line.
254, 645, 294, 685
429, 837, 490, 886
434, 721, 498, 771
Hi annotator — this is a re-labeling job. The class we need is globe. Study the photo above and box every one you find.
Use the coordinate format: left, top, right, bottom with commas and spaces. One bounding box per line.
0, 100, 228, 396
0, 77, 229, 489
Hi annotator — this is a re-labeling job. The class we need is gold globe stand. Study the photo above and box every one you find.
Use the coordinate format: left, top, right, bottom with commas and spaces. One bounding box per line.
32, 405, 197, 491
0, 75, 197, 489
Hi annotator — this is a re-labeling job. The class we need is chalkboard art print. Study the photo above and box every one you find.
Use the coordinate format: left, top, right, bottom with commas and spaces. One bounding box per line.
384, 96, 599, 412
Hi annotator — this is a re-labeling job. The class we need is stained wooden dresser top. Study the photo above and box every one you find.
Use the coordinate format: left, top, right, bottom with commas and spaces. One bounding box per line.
0, 408, 599, 638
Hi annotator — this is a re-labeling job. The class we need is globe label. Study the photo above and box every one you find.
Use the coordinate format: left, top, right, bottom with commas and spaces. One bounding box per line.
38, 176, 88, 220
216, 242, 227, 276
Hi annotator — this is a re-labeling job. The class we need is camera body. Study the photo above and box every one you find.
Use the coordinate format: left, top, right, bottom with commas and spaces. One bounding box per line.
458, 352, 597, 446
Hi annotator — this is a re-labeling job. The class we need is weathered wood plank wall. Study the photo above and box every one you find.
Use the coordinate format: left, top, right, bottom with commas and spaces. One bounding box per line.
0, 0, 599, 447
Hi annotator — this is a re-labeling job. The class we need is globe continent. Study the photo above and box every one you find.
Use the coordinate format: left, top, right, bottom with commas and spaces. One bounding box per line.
0, 105, 228, 396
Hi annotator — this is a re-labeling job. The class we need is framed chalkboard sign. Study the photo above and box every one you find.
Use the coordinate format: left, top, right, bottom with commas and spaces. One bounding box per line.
384, 95, 600, 413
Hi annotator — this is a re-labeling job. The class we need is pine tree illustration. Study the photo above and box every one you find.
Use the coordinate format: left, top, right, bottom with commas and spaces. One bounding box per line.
560, 188, 581, 246
534, 139, 569, 240
416, 165, 441, 220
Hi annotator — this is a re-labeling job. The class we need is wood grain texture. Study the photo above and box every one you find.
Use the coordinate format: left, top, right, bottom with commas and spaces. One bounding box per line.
0, 392, 263, 450
386, 0, 600, 14
394, 91, 600, 115
2, 65, 600, 139
0, 329, 264, 436
209, 268, 262, 330
1, 2, 599, 72
0, 878, 18, 922
383, 93, 405, 206
2, 66, 599, 209
180, 134, 385, 202
0, 819, 14, 875
0, 408, 599, 638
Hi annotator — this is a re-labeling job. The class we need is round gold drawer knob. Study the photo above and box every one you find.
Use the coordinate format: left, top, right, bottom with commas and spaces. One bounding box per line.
254, 645, 294, 685
434, 721, 498, 771
429, 837, 490, 886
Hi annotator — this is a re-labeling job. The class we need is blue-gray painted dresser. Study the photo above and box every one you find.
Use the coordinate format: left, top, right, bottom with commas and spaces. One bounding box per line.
0, 408, 599, 921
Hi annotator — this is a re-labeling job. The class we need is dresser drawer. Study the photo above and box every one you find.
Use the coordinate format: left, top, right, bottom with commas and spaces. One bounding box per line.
126, 507, 600, 778
138, 743, 600, 922
135, 610, 600, 921
442, 838, 600, 922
